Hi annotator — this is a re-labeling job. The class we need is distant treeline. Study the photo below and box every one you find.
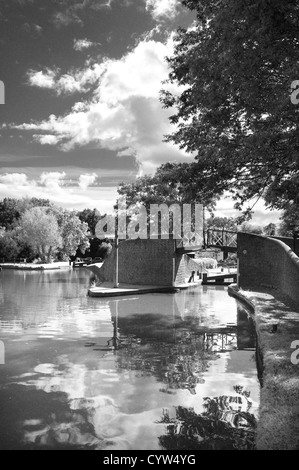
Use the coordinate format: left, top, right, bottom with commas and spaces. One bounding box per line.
0, 197, 112, 263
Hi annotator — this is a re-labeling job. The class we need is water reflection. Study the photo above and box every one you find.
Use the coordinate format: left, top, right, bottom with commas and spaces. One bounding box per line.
0, 270, 259, 450
157, 386, 257, 450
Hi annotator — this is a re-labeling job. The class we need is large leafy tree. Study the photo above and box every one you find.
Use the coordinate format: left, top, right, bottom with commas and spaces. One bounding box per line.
54, 210, 90, 260
0, 228, 19, 261
118, 162, 218, 209
117, 163, 219, 239
0, 197, 52, 229
161, 0, 299, 217
207, 216, 238, 231
77, 208, 102, 236
18, 207, 62, 263
278, 205, 299, 236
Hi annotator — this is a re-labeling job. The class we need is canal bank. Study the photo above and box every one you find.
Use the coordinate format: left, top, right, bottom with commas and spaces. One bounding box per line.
0, 261, 71, 270
229, 284, 299, 450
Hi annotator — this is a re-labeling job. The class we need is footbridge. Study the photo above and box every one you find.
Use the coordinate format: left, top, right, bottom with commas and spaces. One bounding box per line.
176, 229, 238, 256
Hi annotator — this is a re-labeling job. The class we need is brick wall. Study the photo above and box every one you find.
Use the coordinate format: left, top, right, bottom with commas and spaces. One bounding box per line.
174, 255, 186, 285
270, 235, 299, 257
238, 232, 299, 305
98, 239, 176, 286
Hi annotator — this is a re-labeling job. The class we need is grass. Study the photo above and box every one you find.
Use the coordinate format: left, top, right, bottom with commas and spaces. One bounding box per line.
229, 285, 299, 450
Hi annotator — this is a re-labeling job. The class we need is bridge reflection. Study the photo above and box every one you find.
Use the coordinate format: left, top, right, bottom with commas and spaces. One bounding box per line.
106, 292, 255, 355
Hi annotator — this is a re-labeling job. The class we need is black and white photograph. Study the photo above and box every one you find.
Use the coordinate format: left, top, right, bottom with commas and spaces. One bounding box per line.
0, 0, 298, 454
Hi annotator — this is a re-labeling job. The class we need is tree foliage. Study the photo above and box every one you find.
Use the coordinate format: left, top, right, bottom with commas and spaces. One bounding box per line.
0, 228, 19, 261
278, 206, 299, 236
263, 222, 277, 236
118, 162, 218, 210
77, 208, 102, 236
161, 0, 299, 217
55, 210, 90, 259
18, 207, 62, 263
240, 222, 263, 235
0, 198, 91, 262
0, 197, 52, 229
207, 216, 237, 231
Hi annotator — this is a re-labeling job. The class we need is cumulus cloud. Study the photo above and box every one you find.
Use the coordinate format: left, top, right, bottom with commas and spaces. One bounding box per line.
0, 173, 30, 186
33, 134, 60, 145
0, 172, 114, 213
145, 0, 179, 20
27, 68, 57, 89
73, 38, 100, 51
27, 63, 106, 95
78, 173, 98, 190
40, 172, 67, 191
17, 35, 189, 174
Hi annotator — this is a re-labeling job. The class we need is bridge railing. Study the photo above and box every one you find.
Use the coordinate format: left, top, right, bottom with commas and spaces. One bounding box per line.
206, 229, 237, 249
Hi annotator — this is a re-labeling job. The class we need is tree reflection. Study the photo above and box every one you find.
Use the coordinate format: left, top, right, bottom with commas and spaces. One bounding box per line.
116, 330, 216, 394
156, 386, 257, 450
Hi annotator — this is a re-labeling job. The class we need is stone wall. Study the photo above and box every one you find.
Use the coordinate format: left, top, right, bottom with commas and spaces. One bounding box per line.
270, 235, 299, 257
238, 232, 299, 305
98, 239, 176, 286
96, 240, 212, 287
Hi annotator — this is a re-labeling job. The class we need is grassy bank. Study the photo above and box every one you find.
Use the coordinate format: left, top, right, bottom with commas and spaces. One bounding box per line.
229, 284, 299, 450
0, 261, 70, 270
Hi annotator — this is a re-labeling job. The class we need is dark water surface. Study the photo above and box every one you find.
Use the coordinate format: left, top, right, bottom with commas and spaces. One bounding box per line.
0, 269, 259, 450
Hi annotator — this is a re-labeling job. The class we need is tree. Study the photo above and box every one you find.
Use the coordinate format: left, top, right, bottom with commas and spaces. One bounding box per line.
118, 162, 218, 209
263, 223, 276, 236
96, 241, 112, 259
117, 162, 218, 238
207, 216, 237, 231
77, 208, 102, 236
18, 207, 62, 263
0, 228, 20, 261
161, 0, 299, 217
55, 210, 90, 260
0, 197, 52, 229
240, 222, 263, 235
278, 206, 299, 236
0, 198, 23, 229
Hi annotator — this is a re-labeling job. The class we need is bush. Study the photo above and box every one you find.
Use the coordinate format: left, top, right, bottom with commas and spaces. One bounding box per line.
195, 257, 217, 269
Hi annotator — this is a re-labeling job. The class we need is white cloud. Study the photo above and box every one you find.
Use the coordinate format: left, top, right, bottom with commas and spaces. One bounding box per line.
78, 173, 98, 190
40, 172, 67, 191
0, 172, 116, 213
17, 35, 188, 174
73, 38, 100, 51
27, 63, 106, 95
145, 0, 179, 20
33, 134, 60, 145
27, 69, 57, 89
0, 173, 31, 186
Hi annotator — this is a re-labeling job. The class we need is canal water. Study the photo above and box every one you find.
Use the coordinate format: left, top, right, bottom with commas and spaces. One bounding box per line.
0, 269, 259, 450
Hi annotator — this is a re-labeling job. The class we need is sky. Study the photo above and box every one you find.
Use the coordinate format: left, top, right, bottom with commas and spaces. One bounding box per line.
0, 0, 280, 225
